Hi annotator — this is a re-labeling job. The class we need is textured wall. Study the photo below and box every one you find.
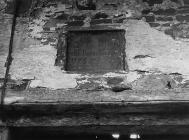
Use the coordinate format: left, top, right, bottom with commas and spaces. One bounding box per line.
1, 0, 189, 91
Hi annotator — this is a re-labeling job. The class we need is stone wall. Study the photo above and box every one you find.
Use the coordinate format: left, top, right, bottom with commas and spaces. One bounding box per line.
1, 0, 189, 91
142, 0, 189, 40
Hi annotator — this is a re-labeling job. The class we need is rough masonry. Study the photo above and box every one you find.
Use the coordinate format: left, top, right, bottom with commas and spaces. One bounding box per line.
1, 0, 189, 92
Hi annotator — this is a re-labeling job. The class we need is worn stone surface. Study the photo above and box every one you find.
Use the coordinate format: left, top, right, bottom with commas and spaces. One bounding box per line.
3, 0, 189, 92
7, 0, 144, 90
132, 74, 176, 90
176, 15, 189, 22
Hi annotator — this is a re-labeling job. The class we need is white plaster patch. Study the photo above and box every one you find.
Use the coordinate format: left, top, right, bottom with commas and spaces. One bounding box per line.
126, 72, 142, 83
30, 74, 78, 90
122, 20, 189, 76
9, 3, 189, 90
10, 45, 80, 89
103, 72, 141, 84
103, 72, 127, 77
4, 96, 25, 105
9, 3, 83, 90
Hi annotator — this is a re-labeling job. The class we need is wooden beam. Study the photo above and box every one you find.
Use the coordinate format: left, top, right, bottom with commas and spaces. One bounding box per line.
4, 114, 189, 135
3, 89, 189, 135
2, 102, 189, 116
4, 88, 189, 105
1, 101, 189, 135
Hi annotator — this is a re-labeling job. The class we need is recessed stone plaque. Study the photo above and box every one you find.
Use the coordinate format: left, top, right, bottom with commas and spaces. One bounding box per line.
66, 29, 126, 73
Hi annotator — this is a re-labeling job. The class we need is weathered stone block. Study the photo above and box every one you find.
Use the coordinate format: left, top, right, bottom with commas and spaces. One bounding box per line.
177, 9, 189, 14
165, 23, 189, 38
165, 28, 174, 37
90, 19, 112, 25
144, 15, 155, 22
132, 74, 176, 90
107, 77, 123, 85
153, 9, 176, 15
92, 12, 109, 19
70, 15, 86, 21
75, 0, 96, 10
149, 22, 161, 27
156, 16, 173, 21
56, 13, 70, 20
66, 21, 84, 26
176, 15, 189, 22
162, 23, 171, 27
65, 29, 126, 73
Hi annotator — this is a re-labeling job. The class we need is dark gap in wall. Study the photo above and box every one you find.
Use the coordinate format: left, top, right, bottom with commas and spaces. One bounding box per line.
9, 127, 189, 140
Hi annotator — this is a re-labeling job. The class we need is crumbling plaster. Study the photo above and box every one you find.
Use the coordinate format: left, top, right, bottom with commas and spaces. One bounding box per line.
4, 0, 189, 90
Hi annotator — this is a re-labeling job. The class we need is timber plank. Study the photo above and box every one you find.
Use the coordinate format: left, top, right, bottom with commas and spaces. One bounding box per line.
4, 88, 189, 104
3, 89, 189, 134
4, 114, 189, 135
2, 102, 189, 115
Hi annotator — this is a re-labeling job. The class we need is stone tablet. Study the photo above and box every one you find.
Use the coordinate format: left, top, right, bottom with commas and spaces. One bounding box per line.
66, 30, 126, 73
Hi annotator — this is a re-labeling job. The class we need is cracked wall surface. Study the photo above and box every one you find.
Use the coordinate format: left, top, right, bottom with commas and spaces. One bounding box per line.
1, 0, 189, 92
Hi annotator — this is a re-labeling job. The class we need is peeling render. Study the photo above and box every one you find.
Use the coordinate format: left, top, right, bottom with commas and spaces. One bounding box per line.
122, 19, 189, 76
2, 0, 189, 91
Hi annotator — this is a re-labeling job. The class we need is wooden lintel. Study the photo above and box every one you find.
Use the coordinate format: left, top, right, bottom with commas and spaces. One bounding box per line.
2, 89, 189, 135
1, 101, 189, 135
5, 88, 189, 104
4, 114, 189, 135
2, 101, 189, 116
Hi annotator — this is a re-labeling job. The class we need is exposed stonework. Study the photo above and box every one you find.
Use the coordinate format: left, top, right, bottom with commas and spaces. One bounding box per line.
2, 0, 189, 91
0, 0, 6, 11
8, 0, 146, 90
